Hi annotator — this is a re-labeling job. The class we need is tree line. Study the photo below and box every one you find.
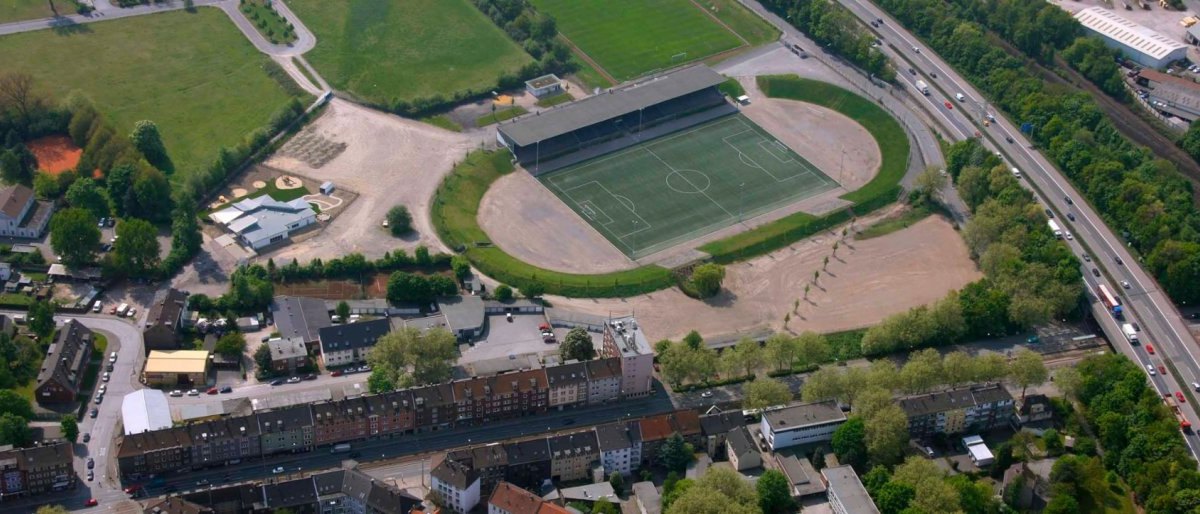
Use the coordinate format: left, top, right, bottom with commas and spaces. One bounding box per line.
759, 0, 894, 82
874, 0, 1200, 305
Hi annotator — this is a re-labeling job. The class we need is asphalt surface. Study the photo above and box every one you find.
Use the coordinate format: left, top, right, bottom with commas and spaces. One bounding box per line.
834, 0, 1200, 461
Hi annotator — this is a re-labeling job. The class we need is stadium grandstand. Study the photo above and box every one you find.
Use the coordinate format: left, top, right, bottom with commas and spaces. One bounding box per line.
497, 65, 737, 173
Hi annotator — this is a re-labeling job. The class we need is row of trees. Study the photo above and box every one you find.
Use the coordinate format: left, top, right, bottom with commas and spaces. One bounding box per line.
267, 246, 452, 283
812, 347, 1047, 470
876, 0, 1200, 305
366, 327, 458, 392
759, 0, 894, 82
656, 331, 833, 389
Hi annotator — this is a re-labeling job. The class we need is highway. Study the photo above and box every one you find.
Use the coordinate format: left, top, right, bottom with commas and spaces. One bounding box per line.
832, 0, 1200, 457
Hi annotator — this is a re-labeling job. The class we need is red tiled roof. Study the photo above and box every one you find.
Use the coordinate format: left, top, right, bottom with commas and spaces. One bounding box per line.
489, 481, 543, 512
638, 414, 674, 442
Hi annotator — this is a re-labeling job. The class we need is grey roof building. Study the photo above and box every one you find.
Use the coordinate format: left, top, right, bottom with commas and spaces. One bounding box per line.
438, 295, 485, 340
271, 296, 331, 346
210, 196, 317, 250
775, 454, 827, 498
34, 319, 93, 405
898, 384, 1015, 438
317, 318, 392, 366
725, 426, 760, 471
144, 288, 188, 350
824, 465, 880, 514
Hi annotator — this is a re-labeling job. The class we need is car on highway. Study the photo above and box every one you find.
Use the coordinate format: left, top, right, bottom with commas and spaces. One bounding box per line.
89, 408, 97, 418
85, 499, 98, 507
169, 390, 183, 397
1115, 256, 1124, 265
1044, 209, 1054, 218
1005, 135, 1014, 143
286, 376, 302, 384
270, 379, 285, 386
1064, 197, 1073, 205
1083, 254, 1090, 262
913, 46, 919, 53
1067, 213, 1075, 221
82, 433, 90, 443
196, 479, 209, 487
1132, 322, 1140, 331
943, 101, 953, 109
1065, 231, 1073, 240
187, 389, 200, 396
562, 418, 575, 425
1122, 280, 1131, 289
908, 68, 916, 75
87, 457, 94, 469
1160, 365, 1167, 375
1092, 268, 1101, 277
1148, 365, 1157, 376
1178, 392, 1188, 403
220, 386, 233, 393
1146, 344, 1155, 354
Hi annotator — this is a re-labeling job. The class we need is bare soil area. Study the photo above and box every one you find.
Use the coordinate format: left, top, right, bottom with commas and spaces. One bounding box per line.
548, 214, 980, 342
479, 170, 634, 274
737, 76, 880, 191
263, 99, 491, 262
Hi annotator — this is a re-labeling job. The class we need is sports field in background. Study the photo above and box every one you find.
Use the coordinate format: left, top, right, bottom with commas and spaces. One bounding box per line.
290, 0, 532, 104
529, 0, 744, 81
0, 8, 303, 177
540, 114, 838, 259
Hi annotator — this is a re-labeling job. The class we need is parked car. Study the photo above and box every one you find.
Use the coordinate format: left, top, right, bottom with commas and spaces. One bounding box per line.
331, 370, 344, 377
92, 302, 101, 313
109, 352, 117, 363
186, 389, 199, 396
169, 390, 183, 397
270, 379, 285, 386
82, 433, 90, 443
272, 466, 285, 474
101, 372, 110, 382
126, 308, 137, 318
304, 374, 317, 381
85, 499, 98, 507
87, 470, 93, 481
219, 386, 233, 393
286, 376, 301, 384
206, 388, 218, 395
87, 458, 94, 469
89, 408, 98, 418
1083, 254, 1090, 262
700, 391, 713, 398
1044, 209, 1054, 218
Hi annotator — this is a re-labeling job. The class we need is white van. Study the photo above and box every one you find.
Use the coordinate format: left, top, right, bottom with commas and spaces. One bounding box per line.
116, 303, 129, 316
955, 93, 966, 102
1011, 167, 1022, 179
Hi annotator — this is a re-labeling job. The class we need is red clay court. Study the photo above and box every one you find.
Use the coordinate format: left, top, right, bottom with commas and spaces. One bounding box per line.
26, 135, 82, 175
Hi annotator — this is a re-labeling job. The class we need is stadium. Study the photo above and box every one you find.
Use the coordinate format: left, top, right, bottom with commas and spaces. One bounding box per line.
497, 65, 840, 260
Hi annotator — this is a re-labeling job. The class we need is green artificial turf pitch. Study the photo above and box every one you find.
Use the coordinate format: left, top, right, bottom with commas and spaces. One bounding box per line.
540, 114, 838, 259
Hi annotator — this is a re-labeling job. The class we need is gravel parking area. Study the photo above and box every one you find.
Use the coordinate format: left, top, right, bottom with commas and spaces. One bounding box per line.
262, 99, 492, 262
459, 313, 556, 365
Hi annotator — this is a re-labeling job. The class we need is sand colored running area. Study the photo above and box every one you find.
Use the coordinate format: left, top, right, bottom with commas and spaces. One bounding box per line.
27, 135, 82, 175
548, 214, 981, 342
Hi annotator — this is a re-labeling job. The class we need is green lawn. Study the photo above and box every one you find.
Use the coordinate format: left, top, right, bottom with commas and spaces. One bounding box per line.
0, 8, 304, 179
0, 0, 54, 23
856, 206, 933, 239
530, 0, 744, 80
476, 106, 527, 127
699, 0, 780, 46
535, 92, 574, 108
290, 0, 533, 104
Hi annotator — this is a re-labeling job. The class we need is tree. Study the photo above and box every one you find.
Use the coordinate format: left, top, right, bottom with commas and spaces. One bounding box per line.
831, 417, 867, 470
49, 208, 99, 267
368, 370, 395, 394
912, 166, 947, 206
875, 481, 916, 514
560, 327, 595, 361
520, 282, 545, 299
658, 341, 717, 388
743, 377, 791, 409
60, 414, 78, 443
795, 331, 830, 367
892, 457, 960, 514
64, 177, 109, 219
225, 265, 274, 313
131, 168, 172, 221
683, 330, 703, 350
494, 284, 513, 302
865, 405, 909, 467
113, 217, 161, 276
721, 338, 763, 378
0, 149, 31, 185
0, 391, 32, 421
106, 163, 135, 216
335, 301, 351, 321
27, 300, 55, 340
386, 205, 412, 235
689, 263, 725, 298
657, 433, 694, 473
591, 499, 618, 514
36, 506, 69, 514
608, 471, 625, 495
0, 412, 31, 447
0, 73, 42, 128
800, 367, 843, 402
666, 487, 758, 514
1044, 494, 1079, 514
1043, 428, 1064, 456
756, 469, 795, 514
765, 333, 799, 371
254, 344, 273, 376
941, 351, 975, 386
1009, 347, 1048, 400
367, 327, 457, 387
450, 255, 471, 281
214, 333, 247, 358
129, 120, 173, 173
386, 272, 445, 304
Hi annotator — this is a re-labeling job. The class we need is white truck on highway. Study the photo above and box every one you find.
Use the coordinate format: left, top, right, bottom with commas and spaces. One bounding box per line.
1122, 323, 1139, 344
1047, 219, 1063, 239
915, 80, 930, 95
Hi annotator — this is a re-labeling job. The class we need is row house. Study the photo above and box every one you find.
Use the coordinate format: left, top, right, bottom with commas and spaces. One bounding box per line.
34, 319, 93, 405
432, 458, 481, 514
412, 383, 456, 431
699, 410, 745, 457
0, 442, 73, 496
546, 361, 589, 409
176, 467, 421, 514
504, 438, 552, 490
312, 397, 371, 447
366, 389, 416, 437
548, 431, 599, 482
638, 411, 702, 467
585, 358, 622, 404
186, 417, 261, 469
454, 368, 549, 423
117, 427, 193, 479
258, 404, 315, 455
596, 421, 642, 477
897, 384, 1015, 440
446, 444, 509, 497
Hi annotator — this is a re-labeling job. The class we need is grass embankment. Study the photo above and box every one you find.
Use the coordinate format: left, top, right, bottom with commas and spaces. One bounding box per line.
0, 8, 304, 179
699, 75, 908, 262
289, 0, 532, 104
431, 152, 674, 297
856, 206, 933, 239
476, 106, 528, 127
701, 0, 780, 46
530, 0, 743, 80
535, 92, 574, 108
421, 115, 463, 132
239, 0, 297, 44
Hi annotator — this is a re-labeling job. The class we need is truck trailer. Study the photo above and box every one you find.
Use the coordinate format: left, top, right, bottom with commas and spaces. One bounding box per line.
1122, 323, 1139, 344
915, 80, 930, 95
1166, 395, 1192, 433
1047, 219, 1063, 238
1096, 284, 1124, 319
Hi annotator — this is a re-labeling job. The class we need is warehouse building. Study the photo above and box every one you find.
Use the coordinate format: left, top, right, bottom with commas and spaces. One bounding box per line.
142, 350, 210, 387
1074, 7, 1188, 69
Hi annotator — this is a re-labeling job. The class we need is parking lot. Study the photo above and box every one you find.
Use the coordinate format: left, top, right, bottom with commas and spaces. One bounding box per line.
458, 313, 561, 366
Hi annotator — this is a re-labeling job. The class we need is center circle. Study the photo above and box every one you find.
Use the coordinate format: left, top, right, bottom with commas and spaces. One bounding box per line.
665, 169, 711, 194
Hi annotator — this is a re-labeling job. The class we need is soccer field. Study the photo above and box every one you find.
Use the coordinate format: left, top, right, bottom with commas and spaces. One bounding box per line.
540, 115, 838, 259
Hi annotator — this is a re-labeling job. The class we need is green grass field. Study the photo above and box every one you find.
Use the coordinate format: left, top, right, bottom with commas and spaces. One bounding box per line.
0, 8, 304, 178
531, 0, 744, 81
290, 0, 533, 104
0, 0, 55, 23
541, 114, 837, 259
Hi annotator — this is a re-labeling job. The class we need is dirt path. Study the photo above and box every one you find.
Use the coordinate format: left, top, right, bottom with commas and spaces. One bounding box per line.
548, 214, 980, 342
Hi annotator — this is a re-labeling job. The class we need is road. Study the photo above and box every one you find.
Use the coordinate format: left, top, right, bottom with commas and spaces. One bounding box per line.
833, 0, 1200, 459
0, 312, 147, 513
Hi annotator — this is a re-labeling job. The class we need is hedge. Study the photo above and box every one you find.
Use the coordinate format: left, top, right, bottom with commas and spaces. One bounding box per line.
699, 75, 908, 262
431, 151, 675, 298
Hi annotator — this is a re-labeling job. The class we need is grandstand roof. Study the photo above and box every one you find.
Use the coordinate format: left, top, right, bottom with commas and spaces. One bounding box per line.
498, 65, 727, 146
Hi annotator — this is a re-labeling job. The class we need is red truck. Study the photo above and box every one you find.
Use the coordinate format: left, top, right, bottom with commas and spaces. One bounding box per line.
1166, 394, 1192, 433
